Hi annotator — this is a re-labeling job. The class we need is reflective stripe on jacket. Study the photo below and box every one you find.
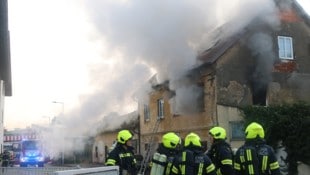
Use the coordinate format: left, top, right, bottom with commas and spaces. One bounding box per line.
234, 140, 280, 175
106, 144, 137, 175
171, 148, 216, 175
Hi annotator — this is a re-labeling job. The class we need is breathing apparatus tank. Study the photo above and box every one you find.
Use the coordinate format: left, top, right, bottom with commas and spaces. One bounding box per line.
150, 152, 167, 175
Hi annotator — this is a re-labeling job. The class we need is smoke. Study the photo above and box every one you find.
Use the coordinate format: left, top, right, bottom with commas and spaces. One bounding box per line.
79, 0, 279, 115
41, 0, 284, 158
83, 0, 280, 134
247, 32, 277, 90
172, 85, 204, 115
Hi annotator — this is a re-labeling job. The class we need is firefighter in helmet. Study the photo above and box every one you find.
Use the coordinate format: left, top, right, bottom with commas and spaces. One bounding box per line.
171, 132, 216, 175
234, 122, 280, 175
207, 126, 234, 175
150, 132, 181, 175
106, 130, 137, 175
1, 150, 11, 167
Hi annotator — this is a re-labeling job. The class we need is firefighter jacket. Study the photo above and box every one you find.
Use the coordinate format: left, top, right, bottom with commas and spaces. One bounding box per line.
106, 143, 137, 175
152, 143, 180, 175
234, 139, 280, 175
207, 140, 234, 175
171, 145, 217, 175
2, 151, 11, 161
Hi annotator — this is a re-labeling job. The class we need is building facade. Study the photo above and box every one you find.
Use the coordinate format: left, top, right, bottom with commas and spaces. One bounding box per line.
92, 111, 139, 164
138, 0, 310, 158
0, 0, 12, 154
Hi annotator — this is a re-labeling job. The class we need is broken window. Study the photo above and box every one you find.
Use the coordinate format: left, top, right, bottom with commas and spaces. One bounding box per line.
157, 98, 164, 119
278, 36, 293, 59
144, 104, 150, 122
251, 83, 267, 106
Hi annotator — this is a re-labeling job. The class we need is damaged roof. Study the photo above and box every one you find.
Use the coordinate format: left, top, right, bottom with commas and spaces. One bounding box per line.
197, 28, 246, 64
97, 111, 139, 134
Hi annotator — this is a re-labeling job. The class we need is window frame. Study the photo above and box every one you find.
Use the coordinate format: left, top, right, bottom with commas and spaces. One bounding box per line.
143, 104, 150, 122
229, 121, 245, 140
157, 98, 164, 119
278, 36, 294, 60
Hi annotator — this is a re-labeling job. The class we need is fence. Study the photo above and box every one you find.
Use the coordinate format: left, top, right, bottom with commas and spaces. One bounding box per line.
0, 167, 77, 175
54, 166, 119, 175
0, 166, 119, 175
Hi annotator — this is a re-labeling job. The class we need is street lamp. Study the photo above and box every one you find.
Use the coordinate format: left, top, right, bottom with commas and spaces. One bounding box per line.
52, 101, 64, 116
52, 101, 65, 165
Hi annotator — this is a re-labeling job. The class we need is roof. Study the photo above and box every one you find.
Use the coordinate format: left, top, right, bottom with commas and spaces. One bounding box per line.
97, 111, 139, 134
197, 28, 246, 64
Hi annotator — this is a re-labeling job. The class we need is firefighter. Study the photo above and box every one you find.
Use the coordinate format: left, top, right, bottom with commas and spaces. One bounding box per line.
106, 130, 137, 175
207, 126, 234, 175
1, 150, 11, 167
234, 122, 281, 175
171, 132, 216, 175
150, 132, 181, 175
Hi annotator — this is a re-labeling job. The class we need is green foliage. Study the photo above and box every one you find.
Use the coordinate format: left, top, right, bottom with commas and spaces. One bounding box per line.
241, 102, 310, 175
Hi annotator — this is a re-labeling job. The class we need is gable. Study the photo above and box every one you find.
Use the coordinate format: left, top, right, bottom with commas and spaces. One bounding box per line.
197, 0, 310, 66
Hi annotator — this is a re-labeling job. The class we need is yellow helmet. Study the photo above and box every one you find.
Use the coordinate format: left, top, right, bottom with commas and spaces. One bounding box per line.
184, 132, 201, 147
245, 122, 265, 139
162, 132, 180, 149
117, 130, 133, 144
209, 126, 226, 139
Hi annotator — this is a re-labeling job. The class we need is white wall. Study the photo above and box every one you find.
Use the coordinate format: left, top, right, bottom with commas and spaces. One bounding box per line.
93, 140, 105, 163
216, 105, 244, 148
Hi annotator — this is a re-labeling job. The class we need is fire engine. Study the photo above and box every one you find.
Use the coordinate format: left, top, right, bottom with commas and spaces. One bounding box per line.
19, 139, 45, 167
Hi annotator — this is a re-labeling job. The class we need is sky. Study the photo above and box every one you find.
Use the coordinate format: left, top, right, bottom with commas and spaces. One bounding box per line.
5, 0, 310, 133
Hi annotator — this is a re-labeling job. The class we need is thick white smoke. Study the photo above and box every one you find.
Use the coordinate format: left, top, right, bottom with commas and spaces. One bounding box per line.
42, 0, 284, 158
78, 0, 279, 117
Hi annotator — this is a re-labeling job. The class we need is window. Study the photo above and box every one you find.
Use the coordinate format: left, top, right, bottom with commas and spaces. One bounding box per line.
144, 104, 150, 121
252, 83, 267, 106
95, 146, 98, 158
157, 98, 164, 118
230, 121, 244, 140
278, 36, 293, 59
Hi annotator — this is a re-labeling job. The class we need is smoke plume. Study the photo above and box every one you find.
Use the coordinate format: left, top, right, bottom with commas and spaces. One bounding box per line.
42, 0, 285, 158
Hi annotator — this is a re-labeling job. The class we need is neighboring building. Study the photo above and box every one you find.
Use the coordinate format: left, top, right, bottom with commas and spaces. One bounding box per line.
92, 111, 139, 164
138, 0, 310, 159
138, 82, 211, 158
3, 128, 39, 143
0, 0, 12, 153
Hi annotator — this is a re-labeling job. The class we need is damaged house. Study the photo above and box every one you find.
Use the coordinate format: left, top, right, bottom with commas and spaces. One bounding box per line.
138, 0, 310, 160
92, 111, 139, 163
